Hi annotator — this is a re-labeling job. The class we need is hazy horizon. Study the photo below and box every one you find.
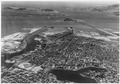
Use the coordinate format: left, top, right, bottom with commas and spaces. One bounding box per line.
2, 1, 119, 8
1, 1, 119, 37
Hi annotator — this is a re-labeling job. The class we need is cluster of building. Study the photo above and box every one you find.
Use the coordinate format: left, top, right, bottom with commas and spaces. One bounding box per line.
1, 27, 119, 83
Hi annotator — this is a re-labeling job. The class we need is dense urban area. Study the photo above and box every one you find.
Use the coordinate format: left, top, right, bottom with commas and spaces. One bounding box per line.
1, 28, 119, 83
1, 2, 119, 83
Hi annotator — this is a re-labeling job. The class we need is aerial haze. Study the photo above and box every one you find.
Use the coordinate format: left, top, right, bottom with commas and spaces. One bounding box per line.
1, 1, 119, 83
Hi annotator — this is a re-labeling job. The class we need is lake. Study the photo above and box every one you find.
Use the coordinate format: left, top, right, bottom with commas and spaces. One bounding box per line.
50, 69, 97, 83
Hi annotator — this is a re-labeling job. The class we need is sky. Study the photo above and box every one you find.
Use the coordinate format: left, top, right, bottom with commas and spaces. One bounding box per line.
2, 0, 119, 8
2, 0, 119, 5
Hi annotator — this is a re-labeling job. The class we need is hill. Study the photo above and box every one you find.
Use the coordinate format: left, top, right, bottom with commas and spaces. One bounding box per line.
81, 4, 119, 16
2, 7, 62, 17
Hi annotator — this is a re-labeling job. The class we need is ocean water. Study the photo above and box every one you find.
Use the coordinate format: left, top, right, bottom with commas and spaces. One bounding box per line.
2, 15, 119, 37
2, 1, 119, 37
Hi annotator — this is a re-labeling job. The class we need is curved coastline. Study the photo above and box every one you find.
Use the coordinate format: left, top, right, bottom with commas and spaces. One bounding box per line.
3, 26, 49, 60
19, 26, 48, 50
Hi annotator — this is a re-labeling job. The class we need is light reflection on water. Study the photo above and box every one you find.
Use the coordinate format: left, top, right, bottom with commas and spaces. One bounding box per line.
2, 16, 119, 37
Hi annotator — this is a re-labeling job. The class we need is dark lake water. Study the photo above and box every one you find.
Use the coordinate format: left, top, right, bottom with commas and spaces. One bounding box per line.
50, 69, 97, 83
